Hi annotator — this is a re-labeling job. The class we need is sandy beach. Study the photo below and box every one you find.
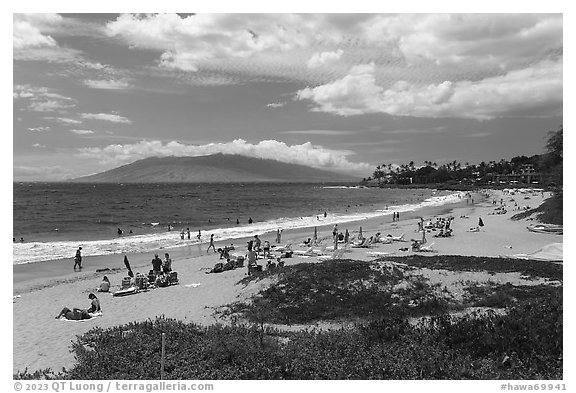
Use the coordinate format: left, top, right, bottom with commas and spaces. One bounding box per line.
12, 189, 562, 374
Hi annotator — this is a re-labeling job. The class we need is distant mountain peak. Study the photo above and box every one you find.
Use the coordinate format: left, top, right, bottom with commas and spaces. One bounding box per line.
72, 154, 359, 183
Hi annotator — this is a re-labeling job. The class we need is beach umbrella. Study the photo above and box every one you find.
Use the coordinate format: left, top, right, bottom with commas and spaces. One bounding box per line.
478, 217, 484, 227
421, 227, 427, 244
313, 226, 318, 243
344, 229, 349, 244
359, 226, 363, 240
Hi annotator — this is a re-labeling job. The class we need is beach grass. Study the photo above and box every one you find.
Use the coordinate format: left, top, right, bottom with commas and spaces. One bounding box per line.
14, 286, 561, 380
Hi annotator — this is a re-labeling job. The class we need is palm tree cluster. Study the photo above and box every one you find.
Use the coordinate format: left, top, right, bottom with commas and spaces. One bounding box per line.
363, 126, 562, 187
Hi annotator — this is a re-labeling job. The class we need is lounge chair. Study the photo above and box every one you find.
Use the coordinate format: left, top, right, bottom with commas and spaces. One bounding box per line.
351, 238, 368, 248
416, 242, 436, 252
273, 242, 293, 252
387, 233, 406, 242
317, 248, 346, 262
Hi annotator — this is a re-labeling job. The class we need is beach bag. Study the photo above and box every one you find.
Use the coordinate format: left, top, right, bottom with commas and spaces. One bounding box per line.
121, 277, 132, 289
157, 275, 169, 287
169, 271, 178, 284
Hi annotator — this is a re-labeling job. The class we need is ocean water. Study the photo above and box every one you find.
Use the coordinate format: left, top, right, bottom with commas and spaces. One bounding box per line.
13, 182, 463, 265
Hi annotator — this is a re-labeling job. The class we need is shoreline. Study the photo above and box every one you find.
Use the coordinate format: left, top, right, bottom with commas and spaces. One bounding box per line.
12, 188, 562, 373
13, 191, 464, 290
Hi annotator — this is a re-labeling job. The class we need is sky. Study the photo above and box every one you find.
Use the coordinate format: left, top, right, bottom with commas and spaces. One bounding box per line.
12, 13, 563, 181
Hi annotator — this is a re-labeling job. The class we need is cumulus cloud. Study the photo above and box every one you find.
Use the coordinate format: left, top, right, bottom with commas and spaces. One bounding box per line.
77, 139, 373, 176
296, 60, 562, 120
361, 14, 562, 69
106, 14, 345, 73
83, 79, 131, 90
307, 49, 344, 68
297, 63, 384, 116
80, 113, 132, 124
70, 129, 95, 135
13, 14, 62, 50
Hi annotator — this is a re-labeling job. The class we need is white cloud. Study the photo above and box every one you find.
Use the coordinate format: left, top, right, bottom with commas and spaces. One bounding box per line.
29, 100, 74, 112
106, 14, 344, 73
27, 126, 51, 132
14, 85, 76, 113
266, 102, 286, 108
45, 117, 82, 125
32, 143, 46, 148
83, 79, 131, 90
297, 63, 384, 116
307, 49, 344, 69
77, 139, 373, 176
80, 113, 132, 124
360, 14, 562, 69
13, 14, 62, 50
70, 129, 95, 135
296, 60, 562, 120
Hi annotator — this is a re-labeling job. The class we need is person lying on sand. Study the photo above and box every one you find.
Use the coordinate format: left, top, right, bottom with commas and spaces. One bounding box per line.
55, 307, 92, 320
55, 294, 100, 320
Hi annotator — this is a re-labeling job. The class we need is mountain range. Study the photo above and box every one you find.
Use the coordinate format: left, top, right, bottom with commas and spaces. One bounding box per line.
72, 154, 359, 183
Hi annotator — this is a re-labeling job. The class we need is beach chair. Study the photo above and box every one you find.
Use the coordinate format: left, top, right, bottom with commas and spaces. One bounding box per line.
274, 242, 293, 252
351, 238, 368, 248
416, 242, 436, 253
317, 248, 345, 262
388, 233, 406, 242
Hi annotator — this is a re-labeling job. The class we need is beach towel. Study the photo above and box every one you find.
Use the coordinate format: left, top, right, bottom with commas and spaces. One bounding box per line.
58, 311, 103, 322
185, 283, 201, 288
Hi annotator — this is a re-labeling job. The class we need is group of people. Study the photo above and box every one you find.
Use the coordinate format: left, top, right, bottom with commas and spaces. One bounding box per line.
392, 212, 401, 222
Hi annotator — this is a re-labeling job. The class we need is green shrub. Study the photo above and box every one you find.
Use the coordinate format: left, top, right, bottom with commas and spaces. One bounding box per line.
15, 293, 562, 380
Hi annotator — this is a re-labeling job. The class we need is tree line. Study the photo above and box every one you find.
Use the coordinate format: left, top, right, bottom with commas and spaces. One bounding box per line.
362, 126, 562, 187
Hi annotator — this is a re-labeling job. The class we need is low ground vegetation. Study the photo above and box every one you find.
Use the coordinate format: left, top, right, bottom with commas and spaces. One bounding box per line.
15, 258, 562, 380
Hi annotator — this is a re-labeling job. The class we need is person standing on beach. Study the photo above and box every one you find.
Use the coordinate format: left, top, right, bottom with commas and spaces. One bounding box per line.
163, 253, 172, 273
207, 234, 216, 253
74, 247, 82, 270
152, 254, 163, 275
332, 224, 338, 241
248, 217, 253, 224
197, 230, 201, 241
186, 228, 191, 240
276, 228, 281, 244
